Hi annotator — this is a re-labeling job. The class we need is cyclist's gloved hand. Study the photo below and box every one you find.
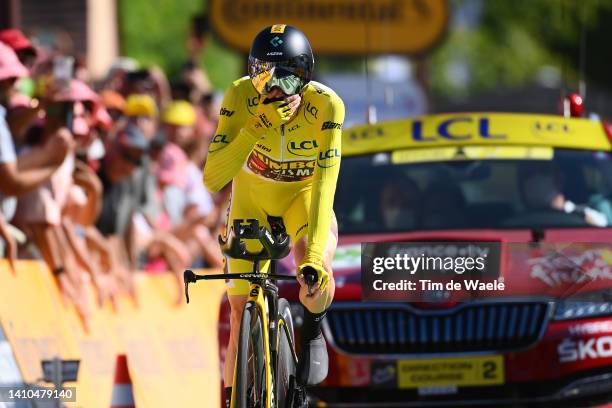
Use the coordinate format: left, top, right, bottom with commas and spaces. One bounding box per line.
298, 262, 330, 293
246, 97, 293, 137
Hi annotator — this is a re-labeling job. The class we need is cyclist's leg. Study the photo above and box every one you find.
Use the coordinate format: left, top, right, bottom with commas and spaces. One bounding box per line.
223, 173, 271, 396
225, 294, 247, 407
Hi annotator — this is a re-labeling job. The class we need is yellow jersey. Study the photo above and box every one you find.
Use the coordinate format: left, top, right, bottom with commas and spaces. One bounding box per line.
203, 76, 345, 268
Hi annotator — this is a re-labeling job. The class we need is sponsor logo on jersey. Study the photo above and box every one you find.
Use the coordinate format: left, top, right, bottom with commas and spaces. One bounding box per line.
287, 140, 319, 156
247, 151, 315, 181
220, 107, 235, 117
303, 102, 319, 124
259, 113, 273, 128
209, 134, 229, 152
256, 143, 271, 153
287, 123, 301, 132
212, 134, 229, 144
311, 85, 328, 96
317, 148, 340, 168
246, 95, 260, 115
321, 121, 342, 130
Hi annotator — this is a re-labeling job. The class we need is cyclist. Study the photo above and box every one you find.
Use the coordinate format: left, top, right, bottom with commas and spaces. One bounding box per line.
202, 24, 344, 406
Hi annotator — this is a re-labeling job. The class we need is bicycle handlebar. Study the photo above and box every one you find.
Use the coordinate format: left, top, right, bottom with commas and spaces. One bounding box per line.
184, 218, 321, 303
183, 270, 299, 303
184, 269, 320, 303
218, 218, 291, 261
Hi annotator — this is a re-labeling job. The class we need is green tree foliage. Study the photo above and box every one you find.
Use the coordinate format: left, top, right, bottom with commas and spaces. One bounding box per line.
118, 0, 242, 90
430, 0, 612, 98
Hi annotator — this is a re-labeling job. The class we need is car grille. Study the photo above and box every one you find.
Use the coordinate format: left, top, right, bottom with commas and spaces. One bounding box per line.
324, 302, 551, 355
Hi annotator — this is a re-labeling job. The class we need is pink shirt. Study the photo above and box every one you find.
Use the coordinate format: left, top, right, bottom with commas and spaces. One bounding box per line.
16, 153, 75, 226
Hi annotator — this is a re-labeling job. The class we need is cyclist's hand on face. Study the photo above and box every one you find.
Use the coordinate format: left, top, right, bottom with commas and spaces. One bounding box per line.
298, 263, 330, 295
282, 93, 301, 116
246, 92, 301, 136
267, 87, 301, 107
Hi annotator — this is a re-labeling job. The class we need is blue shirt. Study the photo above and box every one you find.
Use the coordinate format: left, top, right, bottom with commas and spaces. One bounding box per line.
0, 105, 17, 221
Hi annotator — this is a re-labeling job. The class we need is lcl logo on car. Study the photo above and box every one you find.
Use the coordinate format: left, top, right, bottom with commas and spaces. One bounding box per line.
532, 121, 573, 136
349, 127, 385, 140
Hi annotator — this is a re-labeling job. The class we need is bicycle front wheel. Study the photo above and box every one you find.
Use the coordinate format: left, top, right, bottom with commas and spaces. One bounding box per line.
276, 298, 296, 408
235, 302, 268, 408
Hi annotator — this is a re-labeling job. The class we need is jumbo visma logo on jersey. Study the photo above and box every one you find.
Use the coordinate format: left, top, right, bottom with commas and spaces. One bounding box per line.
247, 150, 316, 181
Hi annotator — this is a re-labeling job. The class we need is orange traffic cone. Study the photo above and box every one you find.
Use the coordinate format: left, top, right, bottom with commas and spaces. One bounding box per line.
110, 354, 135, 408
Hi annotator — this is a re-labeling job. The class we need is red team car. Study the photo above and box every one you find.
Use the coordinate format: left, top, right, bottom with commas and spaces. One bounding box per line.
219, 112, 612, 407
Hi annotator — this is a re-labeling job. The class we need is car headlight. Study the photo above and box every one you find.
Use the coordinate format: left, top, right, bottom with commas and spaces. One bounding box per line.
553, 301, 612, 320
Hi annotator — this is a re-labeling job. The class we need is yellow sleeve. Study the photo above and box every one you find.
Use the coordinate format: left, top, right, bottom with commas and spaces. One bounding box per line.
203, 81, 260, 192
302, 94, 345, 266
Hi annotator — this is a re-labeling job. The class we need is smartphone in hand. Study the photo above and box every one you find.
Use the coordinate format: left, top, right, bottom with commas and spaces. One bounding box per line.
52, 56, 74, 91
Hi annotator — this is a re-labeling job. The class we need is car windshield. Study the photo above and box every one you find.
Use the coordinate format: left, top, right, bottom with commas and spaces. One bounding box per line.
335, 148, 612, 234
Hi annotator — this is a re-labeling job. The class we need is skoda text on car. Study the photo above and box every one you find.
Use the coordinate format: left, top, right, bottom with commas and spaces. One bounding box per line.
218, 112, 612, 407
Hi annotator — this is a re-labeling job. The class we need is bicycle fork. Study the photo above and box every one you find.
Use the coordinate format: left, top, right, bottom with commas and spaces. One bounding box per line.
231, 283, 273, 408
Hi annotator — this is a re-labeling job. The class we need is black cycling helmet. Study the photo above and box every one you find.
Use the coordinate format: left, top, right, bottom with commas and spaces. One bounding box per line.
248, 24, 314, 95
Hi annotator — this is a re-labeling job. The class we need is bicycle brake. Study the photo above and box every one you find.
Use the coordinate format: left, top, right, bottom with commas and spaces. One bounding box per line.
183, 270, 196, 304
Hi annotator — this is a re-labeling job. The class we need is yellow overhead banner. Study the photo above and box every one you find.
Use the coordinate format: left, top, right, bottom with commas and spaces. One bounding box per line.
209, 0, 449, 55
342, 113, 612, 157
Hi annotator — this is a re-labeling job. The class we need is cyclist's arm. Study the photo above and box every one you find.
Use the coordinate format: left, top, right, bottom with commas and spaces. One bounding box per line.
303, 95, 345, 266
203, 80, 260, 192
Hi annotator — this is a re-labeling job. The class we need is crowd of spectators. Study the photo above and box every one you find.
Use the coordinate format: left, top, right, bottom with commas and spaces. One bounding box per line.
0, 25, 227, 327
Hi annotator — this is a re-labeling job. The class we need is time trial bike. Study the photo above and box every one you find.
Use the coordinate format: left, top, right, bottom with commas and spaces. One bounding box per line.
184, 217, 317, 408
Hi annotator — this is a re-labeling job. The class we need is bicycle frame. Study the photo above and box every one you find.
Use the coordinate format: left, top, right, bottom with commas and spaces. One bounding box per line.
184, 218, 312, 408
183, 269, 297, 408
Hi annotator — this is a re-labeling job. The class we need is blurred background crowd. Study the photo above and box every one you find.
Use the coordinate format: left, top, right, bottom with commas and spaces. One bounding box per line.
0, 16, 228, 326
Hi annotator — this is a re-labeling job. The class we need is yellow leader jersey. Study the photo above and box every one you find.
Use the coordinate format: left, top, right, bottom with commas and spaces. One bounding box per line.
203, 76, 345, 266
